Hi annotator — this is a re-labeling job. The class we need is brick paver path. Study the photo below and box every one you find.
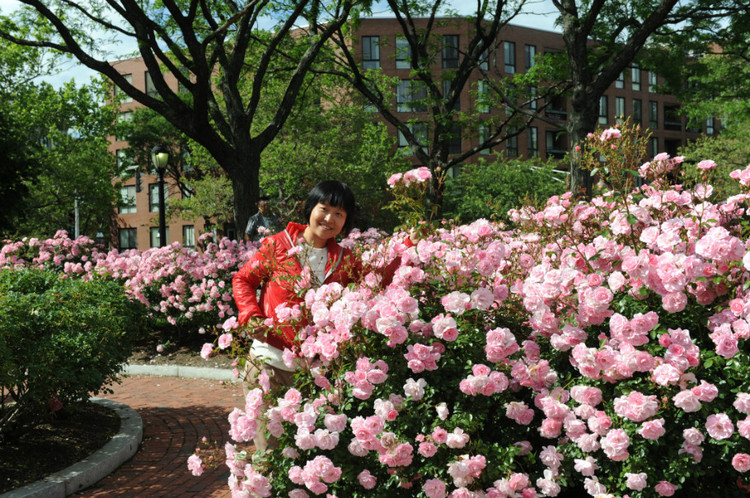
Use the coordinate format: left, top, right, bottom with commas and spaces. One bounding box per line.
75, 375, 244, 497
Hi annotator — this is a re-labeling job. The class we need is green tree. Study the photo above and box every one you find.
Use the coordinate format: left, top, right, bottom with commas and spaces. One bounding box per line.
328, 0, 539, 217
5, 80, 119, 239
543, 0, 748, 196
260, 85, 408, 231
0, 0, 367, 237
444, 157, 567, 224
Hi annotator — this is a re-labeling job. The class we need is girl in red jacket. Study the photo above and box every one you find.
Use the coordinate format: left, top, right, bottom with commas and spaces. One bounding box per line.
232, 180, 413, 451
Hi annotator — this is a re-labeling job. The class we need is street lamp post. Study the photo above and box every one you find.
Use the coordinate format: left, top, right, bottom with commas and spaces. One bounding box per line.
150, 145, 170, 248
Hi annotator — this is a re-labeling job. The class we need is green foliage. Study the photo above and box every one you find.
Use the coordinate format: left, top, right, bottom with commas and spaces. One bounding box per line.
679, 119, 750, 201
443, 157, 567, 224
2, 78, 119, 239
0, 268, 146, 440
260, 85, 408, 231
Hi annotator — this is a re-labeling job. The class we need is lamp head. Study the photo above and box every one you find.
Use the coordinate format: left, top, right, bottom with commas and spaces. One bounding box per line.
151, 144, 169, 173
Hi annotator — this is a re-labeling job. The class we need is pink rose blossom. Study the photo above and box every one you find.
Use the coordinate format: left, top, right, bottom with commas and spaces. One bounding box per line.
625, 472, 648, 491
655, 480, 677, 496
732, 453, 750, 472
706, 413, 734, 440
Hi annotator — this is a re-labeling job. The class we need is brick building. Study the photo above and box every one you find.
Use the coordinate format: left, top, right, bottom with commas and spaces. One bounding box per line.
109, 57, 207, 251
109, 19, 713, 249
352, 18, 713, 163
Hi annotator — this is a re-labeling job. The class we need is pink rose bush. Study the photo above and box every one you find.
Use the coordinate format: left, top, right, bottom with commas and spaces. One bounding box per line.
205, 149, 750, 497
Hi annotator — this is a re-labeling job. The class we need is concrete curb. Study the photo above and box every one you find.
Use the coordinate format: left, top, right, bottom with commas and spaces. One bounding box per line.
1, 399, 142, 498
122, 363, 238, 381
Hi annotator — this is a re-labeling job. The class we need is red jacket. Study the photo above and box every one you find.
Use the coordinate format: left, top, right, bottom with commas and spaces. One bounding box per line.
233, 222, 411, 350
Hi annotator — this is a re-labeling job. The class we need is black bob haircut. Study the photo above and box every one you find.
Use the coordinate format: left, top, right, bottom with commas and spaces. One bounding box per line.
303, 180, 356, 237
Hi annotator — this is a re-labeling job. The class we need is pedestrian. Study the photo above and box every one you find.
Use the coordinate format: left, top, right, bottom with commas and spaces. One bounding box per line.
232, 180, 417, 452
244, 195, 282, 242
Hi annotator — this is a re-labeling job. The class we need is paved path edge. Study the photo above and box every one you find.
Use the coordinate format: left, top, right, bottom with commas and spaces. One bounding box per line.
122, 363, 238, 381
0, 399, 143, 498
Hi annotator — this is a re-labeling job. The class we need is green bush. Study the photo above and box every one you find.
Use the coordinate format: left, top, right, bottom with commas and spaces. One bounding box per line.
0, 268, 146, 440
444, 157, 568, 224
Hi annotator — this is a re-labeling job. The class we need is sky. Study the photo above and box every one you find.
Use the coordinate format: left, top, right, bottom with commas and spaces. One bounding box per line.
0, 0, 559, 89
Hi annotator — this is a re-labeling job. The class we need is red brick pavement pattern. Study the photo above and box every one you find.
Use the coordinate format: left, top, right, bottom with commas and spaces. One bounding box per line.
75, 375, 245, 498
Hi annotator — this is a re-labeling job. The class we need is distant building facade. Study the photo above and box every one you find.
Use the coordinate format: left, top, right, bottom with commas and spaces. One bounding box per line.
108, 57, 207, 251
109, 19, 714, 249
352, 19, 713, 163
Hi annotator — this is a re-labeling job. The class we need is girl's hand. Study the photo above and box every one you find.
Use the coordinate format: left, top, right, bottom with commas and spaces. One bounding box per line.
245, 316, 269, 339
408, 224, 429, 245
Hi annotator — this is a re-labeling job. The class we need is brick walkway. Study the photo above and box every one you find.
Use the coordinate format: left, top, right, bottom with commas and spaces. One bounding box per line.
74, 375, 245, 498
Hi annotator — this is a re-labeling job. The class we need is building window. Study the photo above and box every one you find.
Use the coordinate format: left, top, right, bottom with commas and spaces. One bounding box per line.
598, 96, 608, 125
528, 126, 538, 157
396, 36, 411, 69
648, 71, 658, 92
479, 48, 489, 70
397, 79, 427, 112
398, 122, 428, 154
649, 101, 658, 129
150, 227, 170, 248
442, 35, 459, 69
706, 117, 715, 135
545, 130, 567, 160
632, 65, 641, 91
183, 225, 195, 248
447, 123, 462, 154
115, 74, 133, 103
479, 124, 490, 155
443, 80, 460, 111
362, 36, 380, 70
148, 183, 168, 212
616, 72, 624, 89
525, 44, 536, 71
546, 94, 567, 121
633, 99, 642, 125
664, 104, 681, 131
507, 129, 518, 157
119, 228, 137, 250
116, 149, 132, 173
116, 112, 132, 141
615, 97, 625, 123
650, 137, 659, 157
144, 71, 158, 96
528, 86, 537, 110
119, 186, 137, 214
504, 41, 516, 74
476, 80, 489, 113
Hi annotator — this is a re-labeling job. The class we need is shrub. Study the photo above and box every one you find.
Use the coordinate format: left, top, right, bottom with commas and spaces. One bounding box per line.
0, 268, 146, 440
443, 157, 567, 224
191, 128, 750, 497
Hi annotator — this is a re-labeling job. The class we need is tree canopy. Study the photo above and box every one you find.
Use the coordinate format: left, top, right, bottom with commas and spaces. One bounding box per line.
0, 0, 369, 235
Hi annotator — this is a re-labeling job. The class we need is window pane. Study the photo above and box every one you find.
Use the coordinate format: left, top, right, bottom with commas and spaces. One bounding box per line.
632, 65, 641, 91
362, 36, 380, 69
504, 41, 515, 73
115, 74, 133, 103
442, 35, 459, 69
598, 96, 608, 125
119, 186, 137, 214
396, 36, 410, 69
150, 227, 169, 248
183, 225, 195, 248
119, 228, 137, 250
525, 45, 536, 70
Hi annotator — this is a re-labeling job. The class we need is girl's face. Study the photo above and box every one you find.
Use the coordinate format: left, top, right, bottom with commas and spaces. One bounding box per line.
305, 202, 347, 247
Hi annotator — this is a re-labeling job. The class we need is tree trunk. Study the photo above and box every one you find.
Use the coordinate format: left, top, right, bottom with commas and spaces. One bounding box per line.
567, 87, 600, 198
226, 150, 261, 240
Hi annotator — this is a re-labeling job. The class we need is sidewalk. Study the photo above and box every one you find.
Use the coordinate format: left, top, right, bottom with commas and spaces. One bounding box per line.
73, 374, 244, 498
